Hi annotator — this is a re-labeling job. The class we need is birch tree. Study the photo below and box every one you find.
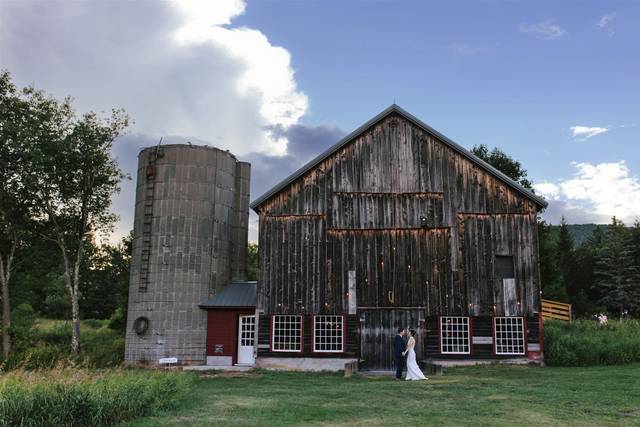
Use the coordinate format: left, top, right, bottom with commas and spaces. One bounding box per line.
3, 71, 129, 353
33, 113, 128, 352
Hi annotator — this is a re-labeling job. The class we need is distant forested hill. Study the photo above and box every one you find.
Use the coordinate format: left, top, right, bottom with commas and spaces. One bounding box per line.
566, 224, 608, 245
541, 223, 609, 246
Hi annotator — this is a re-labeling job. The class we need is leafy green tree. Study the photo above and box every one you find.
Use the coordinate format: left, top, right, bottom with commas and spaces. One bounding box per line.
631, 221, 640, 264
3, 71, 129, 352
537, 220, 566, 301
471, 144, 533, 189
627, 221, 640, 316
571, 226, 605, 315
0, 70, 40, 357
594, 217, 638, 318
9, 238, 64, 317
247, 243, 258, 281
557, 217, 576, 297
80, 233, 131, 320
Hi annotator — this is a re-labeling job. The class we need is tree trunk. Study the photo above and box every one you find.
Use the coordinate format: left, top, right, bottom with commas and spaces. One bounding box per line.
70, 243, 83, 354
71, 294, 80, 353
58, 240, 82, 354
1, 275, 10, 359
0, 243, 15, 359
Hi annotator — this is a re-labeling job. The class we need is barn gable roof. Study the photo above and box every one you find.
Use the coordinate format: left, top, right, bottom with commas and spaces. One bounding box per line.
250, 104, 547, 211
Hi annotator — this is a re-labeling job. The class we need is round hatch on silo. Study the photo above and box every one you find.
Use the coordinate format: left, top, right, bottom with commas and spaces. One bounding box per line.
133, 317, 149, 336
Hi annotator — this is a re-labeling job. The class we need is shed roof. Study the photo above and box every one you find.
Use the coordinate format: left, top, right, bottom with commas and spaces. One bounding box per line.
250, 104, 547, 210
199, 282, 256, 309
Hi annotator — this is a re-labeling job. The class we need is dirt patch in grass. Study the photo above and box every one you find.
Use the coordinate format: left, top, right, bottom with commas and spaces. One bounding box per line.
619, 411, 638, 418
198, 370, 261, 379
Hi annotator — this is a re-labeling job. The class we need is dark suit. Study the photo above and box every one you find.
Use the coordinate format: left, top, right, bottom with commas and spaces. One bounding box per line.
393, 334, 407, 379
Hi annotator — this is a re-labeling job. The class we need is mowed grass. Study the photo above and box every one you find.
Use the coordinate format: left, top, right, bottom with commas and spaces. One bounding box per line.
125, 364, 640, 427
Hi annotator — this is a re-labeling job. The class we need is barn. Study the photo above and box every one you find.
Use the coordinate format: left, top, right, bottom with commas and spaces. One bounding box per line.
250, 105, 547, 371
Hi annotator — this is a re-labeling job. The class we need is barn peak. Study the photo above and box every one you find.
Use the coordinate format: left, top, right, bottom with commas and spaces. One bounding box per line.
250, 104, 547, 210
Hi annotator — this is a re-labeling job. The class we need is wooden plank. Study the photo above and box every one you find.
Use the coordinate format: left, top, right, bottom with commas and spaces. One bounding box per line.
541, 300, 572, 310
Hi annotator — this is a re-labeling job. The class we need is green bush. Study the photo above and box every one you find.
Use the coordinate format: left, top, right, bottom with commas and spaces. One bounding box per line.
543, 319, 640, 366
22, 344, 68, 370
82, 319, 106, 329
107, 307, 126, 335
38, 324, 72, 346
9, 304, 37, 353
0, 369, 193, 426
79, 327, 124, 368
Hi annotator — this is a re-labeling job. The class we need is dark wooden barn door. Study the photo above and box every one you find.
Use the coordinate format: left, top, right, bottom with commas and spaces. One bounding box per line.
359, 309, 425, 370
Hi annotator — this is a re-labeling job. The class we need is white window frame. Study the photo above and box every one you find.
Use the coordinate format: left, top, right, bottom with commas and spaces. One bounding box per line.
494, 317, 526, 355
440, 316, 471, 354
271, 315, 302, 352
313, 315, 344, 353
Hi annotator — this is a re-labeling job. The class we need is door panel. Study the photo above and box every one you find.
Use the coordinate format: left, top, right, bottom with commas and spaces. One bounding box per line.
237, 315, 255, 365
359, 309, 425, 370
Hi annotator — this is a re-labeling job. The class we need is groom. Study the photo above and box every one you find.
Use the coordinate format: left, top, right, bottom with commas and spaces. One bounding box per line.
393, 327, 407, 380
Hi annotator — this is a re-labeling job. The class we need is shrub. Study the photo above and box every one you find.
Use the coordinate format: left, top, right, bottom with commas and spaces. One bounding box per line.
0, 368, 194, 426
9, 304, 37, 353
22, 344, 68, 370
38, 324, 73, 346
82, 319, 105, 329
79, 327, 124, 368
543, 319, 640, 366
107, 307, 126, 335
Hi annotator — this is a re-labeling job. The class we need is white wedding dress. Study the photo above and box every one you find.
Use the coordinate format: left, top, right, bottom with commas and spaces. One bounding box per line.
405, 337, 428, 381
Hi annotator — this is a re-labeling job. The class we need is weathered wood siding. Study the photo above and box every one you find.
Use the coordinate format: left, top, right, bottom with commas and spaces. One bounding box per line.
256, 113, 541, 320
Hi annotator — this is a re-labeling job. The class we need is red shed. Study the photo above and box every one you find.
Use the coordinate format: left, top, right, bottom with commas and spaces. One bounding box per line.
199, 282, 256, 366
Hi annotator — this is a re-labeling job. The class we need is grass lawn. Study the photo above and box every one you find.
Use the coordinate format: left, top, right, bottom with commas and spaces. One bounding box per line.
124, 364, 640, 426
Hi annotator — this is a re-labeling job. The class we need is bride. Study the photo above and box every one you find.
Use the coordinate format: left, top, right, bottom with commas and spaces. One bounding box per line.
403, 328, 428, 381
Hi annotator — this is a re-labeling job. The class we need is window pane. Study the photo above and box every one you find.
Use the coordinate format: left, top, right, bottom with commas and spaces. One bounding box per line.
314, 315, 343, 352
272, 315, 302, 352
494, 317, 525, 355
440, 317, 470, 354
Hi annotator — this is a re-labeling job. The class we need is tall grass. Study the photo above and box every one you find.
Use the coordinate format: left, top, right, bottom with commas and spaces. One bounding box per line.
0, 368, 193, 426
543, 319, 640, 366
3, 319, 124, 371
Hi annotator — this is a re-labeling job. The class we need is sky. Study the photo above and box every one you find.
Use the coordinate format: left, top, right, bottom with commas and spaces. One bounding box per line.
1, 0, 639, 243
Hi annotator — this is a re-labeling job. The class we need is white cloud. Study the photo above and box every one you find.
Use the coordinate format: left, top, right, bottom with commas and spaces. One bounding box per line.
533, 183, 561, 199
535, 161, 640, 224
0, 0, 307, 156
597, 13, 616, 28
0, 0, 311, 242
597, 13, 616, 36
570, 126, 608, 140
519, 20, 567, 40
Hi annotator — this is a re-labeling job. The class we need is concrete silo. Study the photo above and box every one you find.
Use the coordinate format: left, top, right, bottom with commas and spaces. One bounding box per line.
124, 144, 250, 365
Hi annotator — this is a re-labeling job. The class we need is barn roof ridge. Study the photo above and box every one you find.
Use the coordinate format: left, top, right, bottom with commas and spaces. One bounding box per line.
250, 104, 548, 210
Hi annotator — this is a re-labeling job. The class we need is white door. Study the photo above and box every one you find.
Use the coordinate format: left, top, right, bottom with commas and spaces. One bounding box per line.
237, 315, 255, 365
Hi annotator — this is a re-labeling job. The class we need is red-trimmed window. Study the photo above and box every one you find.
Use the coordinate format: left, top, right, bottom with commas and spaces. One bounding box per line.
440, 316, 470, 354
494, 317, 525, 355
313, 315, 344, 353
272, 315, 302, 352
